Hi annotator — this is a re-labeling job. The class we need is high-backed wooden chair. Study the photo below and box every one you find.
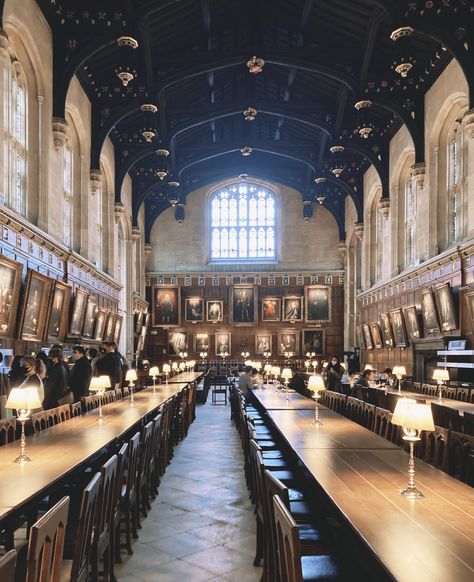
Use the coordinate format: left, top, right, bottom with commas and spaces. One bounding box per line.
373, 408, 392, 439
445, 385, 457, 400
447, 431, 474, 486
346, 397, 365, 425
0, 549, 17, 582
461, 411, 474, 436
419, 426, 450, 471
362, 403, 376, 431
119, 432, 140, 555
150, 413, 163, 498
91, 455, 118, 582
65, 472, 102, 582
430, 403, 460, 431
0, 417, 16, 445
456, 387, 471, 402
112, 443, 128, 566
56, 404, 71, 423
81, 395, 100, 413
45, 408, 60, 427
137, 421, 154, 519
122, 386, 129, 398
114, 387, 122, 401
26, 496, 70, 582
332, 392, 347, 415
273, 495, 341, 582
70, 402, 82, 418
31, 411, 47, 434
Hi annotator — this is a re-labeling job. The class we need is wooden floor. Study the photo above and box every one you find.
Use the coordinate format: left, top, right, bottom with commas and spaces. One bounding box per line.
116, 401, 260, 581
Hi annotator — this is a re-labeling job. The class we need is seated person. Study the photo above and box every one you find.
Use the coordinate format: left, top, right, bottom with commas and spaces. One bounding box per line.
382, 367, 397, 388
355, 369, 374, 388
239, 365, 254, 399
289, 367, 307, 396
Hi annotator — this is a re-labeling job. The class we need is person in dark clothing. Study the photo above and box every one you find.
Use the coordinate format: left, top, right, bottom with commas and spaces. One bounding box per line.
325, 355, 343, 392
95, 342, 121, 389
355, 369, 374, 389
9, 355, 25, 388
69, 345, 92, 402
43, 348, 70, 409
289, 366, 307, 396
112, 342, 127, 387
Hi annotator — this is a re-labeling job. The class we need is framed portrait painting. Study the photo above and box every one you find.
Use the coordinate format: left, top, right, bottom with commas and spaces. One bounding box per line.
113, 314, 123, 345
104, 311, 115, 342
194, 333, 209, 353
69, 289, 88, 337
94, 308, 108, 342
390, 308, 408, 348
370, 322, 383, 349
362, 323, 373, 349
282, 296, 303, 322
434, 283, 457, 332
356, 325, 365, 349
255, 333, 272, 355
403, 306, 421, 341
302, 329, 324, 355
46, 281, 71, 343
153, 286, 180, 326
231, 286, 256, 325
277, 331, 300, 356
185, 297, 204, 322
261, 297, 281, 322
134, 310, 145, 334
420, 289, 440, 334
206, 299, 223, 323
19, 270, 53, 341
305, 285, 331, 323
0, 255, 22, 338
215, 332, 231, 356
465, 292, 474, 333
168, 330, 188, 355
82, 295, 98, 339
380, 314, 394, 348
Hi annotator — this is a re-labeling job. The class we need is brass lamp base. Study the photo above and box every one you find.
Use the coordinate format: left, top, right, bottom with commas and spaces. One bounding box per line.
14, 453, 31, 464
400, 485, 424, 499
400, 436, 424, 499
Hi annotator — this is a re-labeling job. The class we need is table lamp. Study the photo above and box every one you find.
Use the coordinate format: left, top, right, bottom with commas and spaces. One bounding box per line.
271, 366, 281, 391
6, 387, 42, 463
392, 365, 407, 394
432, 368, 449, 403
304, 360, 310, 372
125, 368, 138, 405
149, 366, 159, 393
172, 362, 178, 373
89, 376, 106, 420
281, 368, 292, 401
392, 399, 434, 499
163, 363, 171, 385
263, 350, 271, 360
364, 364, 374, 371
253, 361, 262, 371
179, 361, 186, 372
241, 351, 250, 359
308, 375, 326, 425
199, 351, 208, 360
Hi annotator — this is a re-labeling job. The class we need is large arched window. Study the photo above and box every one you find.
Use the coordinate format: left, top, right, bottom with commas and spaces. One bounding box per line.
210, 182, 276, 261
447, 121, 462, 246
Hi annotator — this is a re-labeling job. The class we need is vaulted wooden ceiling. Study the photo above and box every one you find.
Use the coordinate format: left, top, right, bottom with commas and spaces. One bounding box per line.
7, 0, 472, 241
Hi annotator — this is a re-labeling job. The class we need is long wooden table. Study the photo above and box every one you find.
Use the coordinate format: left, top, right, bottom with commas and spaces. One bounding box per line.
250, 388, 317, 410
0, 382, 189, 523
252, 391, 474, 582
166, 371, 203, 384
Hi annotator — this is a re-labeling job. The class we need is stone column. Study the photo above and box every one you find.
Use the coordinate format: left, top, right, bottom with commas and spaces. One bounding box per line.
0, 30, 9, 207
354, 223, 365, 290
428, 146, 440, 256
411, 162, 427, 261
79, 154, 89, 258
462, 109, 474, 239
90, 169, 102, 267
390, 186, 399, 277
132, 226, 141, 294
377, 198, 390, 281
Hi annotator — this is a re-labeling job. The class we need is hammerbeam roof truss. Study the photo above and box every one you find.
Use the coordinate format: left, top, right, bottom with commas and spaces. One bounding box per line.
18, 0, 472, 239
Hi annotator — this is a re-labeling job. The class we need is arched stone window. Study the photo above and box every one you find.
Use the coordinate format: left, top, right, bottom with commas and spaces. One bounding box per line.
210, 181, 277, 261
447, 121, 462, 246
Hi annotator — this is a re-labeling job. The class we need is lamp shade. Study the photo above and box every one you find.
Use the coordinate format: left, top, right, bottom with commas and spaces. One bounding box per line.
271, 366, 281, 376
125, 369, 138, 382
179, 362, 186, 370
163, 364, 171, 373
392, 399, 435, 431
149, 366, 159, 377
172, 362, 178, 370
364, 364, 374, 371
264, 364, 272, 373
392, 365, 406, 377
281, 368, 292, 380
307, 375, 326, 393
253, 361, 262, 370
432, 368, 449, 382
99, 375, 112, 389
6, 387, 42, 410
89, 377, 104, 392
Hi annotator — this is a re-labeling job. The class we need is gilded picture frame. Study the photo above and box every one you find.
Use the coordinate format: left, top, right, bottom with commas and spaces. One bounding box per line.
46, 281, 71, 343
0, 254, 22, 338
19, 270, 53, 342
231, 285, 257, 325
305, 285, 331, 323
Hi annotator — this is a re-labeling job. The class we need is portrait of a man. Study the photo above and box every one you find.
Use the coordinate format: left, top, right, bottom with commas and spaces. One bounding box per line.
82, 296, 98, 338
283, 296, 303, 322
403, 306, 421, 341
215, 332, 231, 355
194, 333, 209, 352
169, 331, 187, 355
305, 286, 331, 323
278, 331, 299, 355
94, 308, 107, 341
20, 270, 53, 341
23, 279, 42, 336
231, 286, 255, 324
420, 289, 440, 334
262, 298, 281, 321
153, 287, 179, 326
390, 308, 408, 347
302, 330, 324, 355
206, 300, 223, 322
255, 334, 272, 355
48, 286, 65, 338
0, 262, 17, 334
185, 297, 204, 322
70, 290, 88, 336
434, 284, 457, 332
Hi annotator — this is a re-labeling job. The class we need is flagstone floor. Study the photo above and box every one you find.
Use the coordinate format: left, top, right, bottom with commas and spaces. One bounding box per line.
116, 400, 261, 582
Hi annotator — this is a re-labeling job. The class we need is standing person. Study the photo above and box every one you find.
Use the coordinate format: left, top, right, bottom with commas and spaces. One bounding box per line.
95, 342, 121, 389
18, 356, 45, 406
43, 348, 70, 409
9, 355, 25, 388
325, 355, 344, 392
69, 345, 92, 402
112, 341, 128, 388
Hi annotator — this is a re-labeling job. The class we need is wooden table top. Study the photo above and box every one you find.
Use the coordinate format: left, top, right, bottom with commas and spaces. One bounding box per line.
257, 396, 474, 581
251, 388, 318, 410
376, 385, 474, 415
166, 371, 203, 383
0, 383, 189, 520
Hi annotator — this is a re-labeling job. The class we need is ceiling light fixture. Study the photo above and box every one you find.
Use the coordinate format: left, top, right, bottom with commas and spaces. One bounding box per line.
354, 100, 372, 110
141, 104, 158, 113
156, 149, 170, 157
331, 166, 344, 178
316, 196, 326, 205
141, 130, 155, 143
390, 27, 414, 42
358, 125, 374, 139
155, 170, 168, 180
329, 145, 345, 154
314, 177, 326, 184
240, 146, 253, 156
246, 56, 265, 74
243, 107, 257, 121
116, 69, 135, 87
117, 36, 139, 49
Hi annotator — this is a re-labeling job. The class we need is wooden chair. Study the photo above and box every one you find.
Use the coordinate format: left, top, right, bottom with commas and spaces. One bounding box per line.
70, 402, 82, 418
362, 403, 376, 431
456, 387, 471, 402
0, 417, 16, 445
112, 443, 128, 567
461, 411, 474, 436
137, 421, 154, 519
273, 495, 341, 582
119, 432, 140, 555
445, 385, 457, 400
332, 392, 347, 415
81, 395, 100, 413
447, 431, 474, 486
412, 382, 422, 394
419, 426, 450, 471
373, 408, 392, 439
30, 411, 46, 434
56, 404, 71, 423
26, 496, 70, 582
353, 385, 369, 402
122, 386, 129, 398
150, 413, 163, 498
422, 383, 438, 398
0, 549, 16, 582
430, 403, 460, 431
45, 408, 60, 427
91, 455, 118, 582
346, 397, 365, 425
66, 472, 102, 582
114, 387, 122, 401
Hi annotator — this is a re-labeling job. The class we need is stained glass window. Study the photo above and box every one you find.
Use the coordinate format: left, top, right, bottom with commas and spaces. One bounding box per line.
210, 183, 276, 260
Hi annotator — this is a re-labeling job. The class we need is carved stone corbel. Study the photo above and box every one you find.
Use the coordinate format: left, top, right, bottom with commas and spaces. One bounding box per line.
337, 242, 347, 256
377, 198, 390, 219
354, 222, 364, 241
144, 243, 152, 256
114, 202, 125, 224
52, 117, 68, 151
90, 169, 102, 196
410, 162, 425, 189
132, 226, 141, 241
463, 107, 474, 139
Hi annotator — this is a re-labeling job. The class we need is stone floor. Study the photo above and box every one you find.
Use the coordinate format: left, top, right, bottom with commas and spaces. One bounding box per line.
116, 401, 261, 582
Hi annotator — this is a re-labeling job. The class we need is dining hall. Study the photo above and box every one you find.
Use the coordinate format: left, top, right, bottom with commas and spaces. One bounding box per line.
0, 1, 473, 581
